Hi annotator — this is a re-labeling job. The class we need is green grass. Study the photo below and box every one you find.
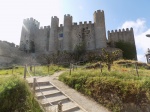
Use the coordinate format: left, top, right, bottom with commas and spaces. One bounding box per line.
0, 64, 64, 76
0, 75, 43, 112
59, 60, 150, 112
27, 65, 64, 76
0, 64, 65, 112
0, 67, 24, 75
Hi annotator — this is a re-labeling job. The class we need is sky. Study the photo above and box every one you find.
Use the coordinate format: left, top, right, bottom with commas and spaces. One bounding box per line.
0, 0, 150, 62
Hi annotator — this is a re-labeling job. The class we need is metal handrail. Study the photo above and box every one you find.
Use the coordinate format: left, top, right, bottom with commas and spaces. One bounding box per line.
35, 79, 53, 106
26, 67, 53, 107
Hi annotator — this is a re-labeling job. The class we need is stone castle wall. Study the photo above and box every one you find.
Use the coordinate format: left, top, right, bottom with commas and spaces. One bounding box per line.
108, 28, 135, 47
0, 41, 21, 66
71, 21, 95, 51
0, 10, 137, 67
0, 40, 39, 67
20, 18, 40, 52
20, 10, 108, 53
19, 10, 136, 60
36, 26, 50, 52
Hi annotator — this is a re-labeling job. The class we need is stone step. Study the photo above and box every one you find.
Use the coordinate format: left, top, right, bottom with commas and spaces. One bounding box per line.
51, 97, 70, 105
44, 105, 57, 112
36, 90, 62, 99
73, 110, 85, 112
35, 85, 56, 92
41, 95, 68, 107
28, 81, 50, 87
62, 102, 80, 112
27, 79, 86, 112
45, 102, 81, 112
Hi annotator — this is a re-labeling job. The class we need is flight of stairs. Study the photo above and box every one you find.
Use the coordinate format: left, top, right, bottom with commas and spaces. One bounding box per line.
28, 79, 86, 112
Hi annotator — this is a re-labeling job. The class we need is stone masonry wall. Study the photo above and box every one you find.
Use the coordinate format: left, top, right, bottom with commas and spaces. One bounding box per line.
108, 28, 135, 47
19, 10, 137, 61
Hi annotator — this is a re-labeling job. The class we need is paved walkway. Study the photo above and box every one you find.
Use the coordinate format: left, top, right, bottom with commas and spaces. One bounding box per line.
40, 71, 111, 112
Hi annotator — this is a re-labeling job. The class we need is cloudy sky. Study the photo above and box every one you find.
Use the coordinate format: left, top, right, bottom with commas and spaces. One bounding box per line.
0, 0, 150, 62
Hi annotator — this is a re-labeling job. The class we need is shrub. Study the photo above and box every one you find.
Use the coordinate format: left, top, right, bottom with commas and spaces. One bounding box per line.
0, 76, 43, 112
59, 67, 150, 112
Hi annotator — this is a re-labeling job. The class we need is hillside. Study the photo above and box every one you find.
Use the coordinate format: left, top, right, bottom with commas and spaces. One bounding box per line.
59, 60, 150, 112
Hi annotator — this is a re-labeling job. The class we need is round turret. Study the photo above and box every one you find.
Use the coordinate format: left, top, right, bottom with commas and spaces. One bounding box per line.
49, 16, 59, 52
63, 14, 72, 51
94, 10, 107, 49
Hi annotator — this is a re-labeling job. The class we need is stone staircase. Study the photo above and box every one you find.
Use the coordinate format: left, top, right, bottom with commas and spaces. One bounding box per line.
27, 78, 86, 112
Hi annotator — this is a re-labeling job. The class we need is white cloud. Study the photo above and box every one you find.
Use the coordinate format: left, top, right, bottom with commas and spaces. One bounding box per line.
119, 19, 147, 36
119, 19, 150, 63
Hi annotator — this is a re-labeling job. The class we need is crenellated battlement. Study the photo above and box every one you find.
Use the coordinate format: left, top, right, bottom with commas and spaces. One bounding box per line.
44, 26, 50, 29
51, 16, 58, 19
23, 17, 40, 27
64, 14, 72, 27
64, 14, 72, 17
51, 16, 59, 24
108, 27, 133, 34
97, 10, 104, 13
40, 26, 44, 29
94, 10, 104, 15
88, 21, 92, 24
73, 22, 78, 25
39, 26, 50, 30
84, 21, 87, 24
23, 17, 40, 24
79, 22, 82, 25
108, 27, 135, 48
51, 16, 59, 23
20, 10, 136, 60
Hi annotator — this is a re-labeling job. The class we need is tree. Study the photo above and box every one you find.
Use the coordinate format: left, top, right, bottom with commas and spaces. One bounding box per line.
100, 49, 121, 71
73, 43, 86, 61
37, 51, 73, 65
37, 53, 58, 65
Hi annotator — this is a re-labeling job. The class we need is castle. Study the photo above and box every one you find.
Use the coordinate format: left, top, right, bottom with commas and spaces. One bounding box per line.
20, 10, 136, 57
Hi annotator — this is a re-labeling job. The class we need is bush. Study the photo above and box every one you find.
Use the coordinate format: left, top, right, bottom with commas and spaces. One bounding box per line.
0, 76, 43, 112
59, 67, 150, 112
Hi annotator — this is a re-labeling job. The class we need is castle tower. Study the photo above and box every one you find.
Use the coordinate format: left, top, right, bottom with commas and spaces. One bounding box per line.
63, 14, 72, 51
20, 18, 40, 52
49, 16, 59, 52
20, 19, 30, 51
94, 10, 107, 49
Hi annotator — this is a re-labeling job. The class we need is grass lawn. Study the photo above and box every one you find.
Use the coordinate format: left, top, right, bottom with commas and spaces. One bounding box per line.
59, 60, 150, 112
0, 64, 64, 76
0, 64, 65, 112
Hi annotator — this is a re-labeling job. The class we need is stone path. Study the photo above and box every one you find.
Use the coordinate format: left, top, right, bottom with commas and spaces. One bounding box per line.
27, 76, 86, 112
27, 71, 111, 112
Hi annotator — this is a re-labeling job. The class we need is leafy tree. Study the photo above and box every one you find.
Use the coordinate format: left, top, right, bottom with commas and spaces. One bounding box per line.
100, 49, 121, 71
73, 43, 86, 61
37, 51, 73, 65
37, 53, 58, 65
